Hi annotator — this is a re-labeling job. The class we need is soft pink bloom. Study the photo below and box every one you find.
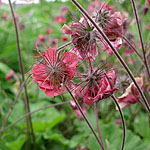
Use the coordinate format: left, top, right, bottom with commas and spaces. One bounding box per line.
62, 35, 68, 42
70, 86, 86, 118
5, 70, 15, 81
83, 68, 118, 105
2, 13, 8, 20
0, 0, 3, 6
115, 119, 122, 125
116, 77, 143, 109
147, 24, 150, 30
49, 38, 59, 47
60, 7, 68, 14
46, 28, 52, 35
35, 34, 46, 46
32, 48, 78, 97
147, 0, 150, 6
55, 15, 66, 23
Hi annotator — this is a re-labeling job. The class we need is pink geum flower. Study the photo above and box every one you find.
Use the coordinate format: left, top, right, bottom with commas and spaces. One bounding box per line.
147, 0, 150, 6
32, 48, 78, 97
35, 34, 46, 47
83, 68, 118, 105
147, 24, 150, 30
60, 7, 68, 14
70, 86, 86, 118
5, 70, 15, 81
0, 0, 3, 6
62, 18, 98, 61
2, 13, 8, 20
116, 77, 143, 109
62, 35, 68, 42
49, 38, 59, 47
55, 15, 66, 23
46, 28, 52, 35
100, 12, 123, 56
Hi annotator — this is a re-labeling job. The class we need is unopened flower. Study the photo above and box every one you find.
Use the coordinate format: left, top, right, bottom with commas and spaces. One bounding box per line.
55, 15, 66, 23
32, 48, 78, 97
70, 86, 86, 118
62, 35, 68, 42
83, 68, 117, 105
49, 38, 59, 47
5, 70, 15, 81
60, 7, 68, 14
35, 34, 46, 47
147, 0, 150, 6
116, 77, 143, 109
2, 13, 8, 20
46, 28, 52, 35
147, 24, 150, 30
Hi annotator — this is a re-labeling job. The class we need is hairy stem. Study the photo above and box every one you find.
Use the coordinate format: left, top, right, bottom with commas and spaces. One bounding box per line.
65, 85, 104, 150
130, 0, 150, 80
94, 102, 105, 149
71, 0, 150, 113
0, 101, 70, 133
8, 1, 36, 149
57, 41, 72, 51
111, 95, 126, 150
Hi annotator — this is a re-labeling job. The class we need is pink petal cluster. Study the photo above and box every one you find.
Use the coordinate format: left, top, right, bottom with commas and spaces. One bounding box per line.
0, 0, 3, 6
147, 0, 150, 6
101, 12, 123, 56
83, 68, 118, 105
116, 77, 143, 109
5, 70, 15, 81
55, 15, 66, 23
2, 13, 8, 20
35, 34, 46, 46
70, 86, 86, 118
61, 35, 68, 42
32, 48, 78, 97
62, 20, 98, 61
46, 28, 52, 35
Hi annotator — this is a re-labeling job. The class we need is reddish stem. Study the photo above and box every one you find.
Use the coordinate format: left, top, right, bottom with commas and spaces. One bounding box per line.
71, 0, 150, 114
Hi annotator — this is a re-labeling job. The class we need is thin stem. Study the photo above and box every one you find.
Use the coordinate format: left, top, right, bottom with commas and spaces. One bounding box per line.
111, 95, 126, 150
65, 85, 104, 150
130, 0, 150, 80
71, 0, 150, 114
57, 41, 72, 51
8, 1, 36, 149
0, 101, 70, 133
94, 102, 105, 150
0, 75, 31, 136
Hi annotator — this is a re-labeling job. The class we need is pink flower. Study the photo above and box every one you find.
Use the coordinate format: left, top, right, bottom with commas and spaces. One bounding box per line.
83, 68, 118, 105
61, 35, 68, 42
49, 38, 59, 47
2, 13, 8, 20
100, 12, 123, 56
147, 0, 150, 6
0, 0, 3, 6
60, 7, 68, 14
55, 15, 66, 23
147, 24, 150, 30
70, 86, 86, 118
46, 28, 52, 35
116, 77, 143, 109
62, 19, 98, 61
32, 48, 78, 97
35, 34, 46, 47
5, 70, 15, 81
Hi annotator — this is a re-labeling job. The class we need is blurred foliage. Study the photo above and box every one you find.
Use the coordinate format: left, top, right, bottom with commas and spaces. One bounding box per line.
0, 0, 150, 150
